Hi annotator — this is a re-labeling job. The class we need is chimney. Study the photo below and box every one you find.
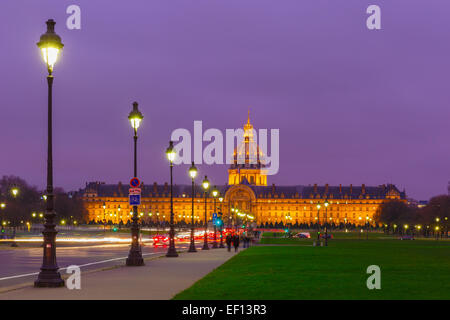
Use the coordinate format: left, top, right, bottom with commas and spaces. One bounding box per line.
350, 184, 353, 194
118, 181, 123, 196
164, 182, 168, 193
314, 184, 317, 194
339, 184, 342, 193
153, 182, 158, 193
362, 184, 366, 194
272, 183, 276, 194
325, 184, 329, 194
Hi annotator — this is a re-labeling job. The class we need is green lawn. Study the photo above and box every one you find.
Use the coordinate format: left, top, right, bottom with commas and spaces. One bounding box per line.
174, 239, 450, 300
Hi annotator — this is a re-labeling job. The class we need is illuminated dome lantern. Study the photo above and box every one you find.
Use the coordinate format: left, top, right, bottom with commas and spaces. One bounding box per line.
228, 111, 267, 186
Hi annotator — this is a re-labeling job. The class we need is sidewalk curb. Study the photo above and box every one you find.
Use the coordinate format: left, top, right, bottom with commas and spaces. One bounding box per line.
0, 250, 183, 295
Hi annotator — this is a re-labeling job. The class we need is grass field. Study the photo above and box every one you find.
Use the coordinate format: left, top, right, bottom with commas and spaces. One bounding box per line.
174, 236, 450, 300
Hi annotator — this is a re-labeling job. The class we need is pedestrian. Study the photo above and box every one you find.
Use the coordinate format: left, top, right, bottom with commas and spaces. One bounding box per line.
233, 233, 240, 252
226, 233, 232, 252
245, 234, 251, 248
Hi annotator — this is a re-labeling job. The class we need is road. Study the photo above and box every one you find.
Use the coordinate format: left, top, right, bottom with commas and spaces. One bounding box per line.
0, 241, 201, 289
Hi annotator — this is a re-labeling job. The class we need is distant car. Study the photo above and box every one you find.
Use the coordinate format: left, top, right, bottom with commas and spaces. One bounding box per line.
152, 234, 169, 245
320, 233, 333, 239
295, 232, 311, 239
399, 235, 414, 240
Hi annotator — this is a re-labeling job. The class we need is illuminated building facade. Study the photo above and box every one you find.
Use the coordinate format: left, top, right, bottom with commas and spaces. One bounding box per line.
80, 115, 406, 226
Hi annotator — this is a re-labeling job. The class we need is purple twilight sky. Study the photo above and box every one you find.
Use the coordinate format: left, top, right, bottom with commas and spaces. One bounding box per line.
0, 0, 449, 200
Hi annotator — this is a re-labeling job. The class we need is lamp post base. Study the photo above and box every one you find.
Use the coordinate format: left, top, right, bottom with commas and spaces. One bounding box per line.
188, 240, 197, 252
34, 270, 64, 288
202, 242, 209, 250
126, 250, 145, 266
212, 241, 218, 249
166, 247, 179, 257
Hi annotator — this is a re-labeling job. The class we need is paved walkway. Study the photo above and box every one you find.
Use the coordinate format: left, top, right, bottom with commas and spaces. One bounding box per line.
0, 247, 240, 300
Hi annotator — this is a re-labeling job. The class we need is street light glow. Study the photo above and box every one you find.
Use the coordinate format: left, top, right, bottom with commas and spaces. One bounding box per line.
128, 102, 143, 130
166, 141, 176, 162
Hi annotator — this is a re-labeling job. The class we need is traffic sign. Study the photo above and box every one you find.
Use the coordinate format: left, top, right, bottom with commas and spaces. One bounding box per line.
212, 212, 218, 219
129, 188, 141, 195
130, 177, 140, 188
129, 194, 141, 206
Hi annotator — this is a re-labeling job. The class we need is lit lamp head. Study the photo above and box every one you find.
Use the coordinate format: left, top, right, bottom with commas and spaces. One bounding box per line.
219, 197, 223, 202
11, 188, 19, 197
189, 161, 197, 180
212, 186, 219, 198
128, 102, 143, 131
37, 19, 64, 74
0, 203, 5, 209
202, 176, 210, 191
316, 204, 321, 210
166, 141, 176, 163
324, 200, 329, 207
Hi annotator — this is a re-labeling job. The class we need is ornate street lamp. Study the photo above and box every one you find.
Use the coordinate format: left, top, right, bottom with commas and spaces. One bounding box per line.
211, 186, 219, 249
166, 141, 178, 257
324, 200, 329, 246
202, 176, 210, 250
0, 203, 5, 236
35, 19, 65, 287
126, 102, 144, 266
188, 162, 198, 252
316, 204, 321, 243
218, 197, 225, 248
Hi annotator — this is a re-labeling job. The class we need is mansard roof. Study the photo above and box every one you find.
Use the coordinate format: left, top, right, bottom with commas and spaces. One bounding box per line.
80, 181, 406, 200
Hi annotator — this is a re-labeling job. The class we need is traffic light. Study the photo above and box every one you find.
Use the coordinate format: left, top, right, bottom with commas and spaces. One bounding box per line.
112, 227, 118, 232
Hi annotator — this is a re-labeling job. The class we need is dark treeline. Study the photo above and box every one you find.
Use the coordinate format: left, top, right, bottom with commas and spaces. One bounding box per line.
0, 175, 87, 226
372, 196, 450, 236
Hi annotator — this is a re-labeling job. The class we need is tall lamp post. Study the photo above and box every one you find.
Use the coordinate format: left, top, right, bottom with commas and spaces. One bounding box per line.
324, 200, 329, 246
219, 197, 225, 248
10, 188, 19, 247
202, 176, 210, 250
0, 203, 5, 235
126, 102, 144, 266
35, 19, 65, 287
188, 162, 198, 252
366, 216, 369, 240
316, 204, 321, 243
211, 186, 219, 249
166, 141, 178, 257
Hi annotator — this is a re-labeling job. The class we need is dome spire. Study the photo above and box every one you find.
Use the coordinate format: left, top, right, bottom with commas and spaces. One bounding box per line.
244, 108, 253, 132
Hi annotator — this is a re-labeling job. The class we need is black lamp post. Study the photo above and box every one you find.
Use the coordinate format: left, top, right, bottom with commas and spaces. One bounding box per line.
202, 176, 210, 250
35, 19, 65, 287
10, 188, 19, 247
126, 102, 144, 266
211, 186, 219, 249
219, 197, 225, 248
166, 141, 178, 257
188, 162, 198, 252
316, 204, 321, 243
324, 200, 329, 246
0, 203, 5, 235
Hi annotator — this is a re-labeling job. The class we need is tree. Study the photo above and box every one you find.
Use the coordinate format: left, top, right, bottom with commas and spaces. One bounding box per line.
418, 195, 450, 225
373, 200, 415, 226
0, 175, 41, 224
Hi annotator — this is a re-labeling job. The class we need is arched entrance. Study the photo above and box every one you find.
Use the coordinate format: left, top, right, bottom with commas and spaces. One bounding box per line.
224, 184, 257, 228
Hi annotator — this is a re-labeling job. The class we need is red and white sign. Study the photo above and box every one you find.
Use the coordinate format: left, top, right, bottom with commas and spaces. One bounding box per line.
130, 177, 141, 188
129, 188, 141, 195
